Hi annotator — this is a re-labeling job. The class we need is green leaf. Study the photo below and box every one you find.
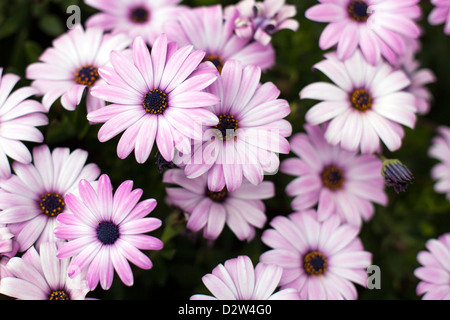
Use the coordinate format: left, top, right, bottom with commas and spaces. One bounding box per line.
0, 2, 29, 39
38, 13, 65, 37
24, 40, 43, 64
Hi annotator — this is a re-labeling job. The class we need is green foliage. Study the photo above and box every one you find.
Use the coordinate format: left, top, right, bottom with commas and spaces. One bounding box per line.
0, 0, 449, 300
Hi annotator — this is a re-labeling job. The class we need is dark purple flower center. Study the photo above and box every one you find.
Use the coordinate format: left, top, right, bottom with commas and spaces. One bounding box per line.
347, 0, 370, 22
49, 290, 70, 300
321, 165, 345, 191
74, 64, 99, 86
143, 88, 168, 114
206, 187, 228, 203
130, 6, 150, 23
203, 54, 224, 73
303, 251, 327, 276
350, 88, 373, 112
97, 221, 120, 245
213, 114, 238, 141
40, 192, 65, 217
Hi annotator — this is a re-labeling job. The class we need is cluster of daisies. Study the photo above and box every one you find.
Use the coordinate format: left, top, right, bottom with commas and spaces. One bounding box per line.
296, 0, 450, 300
0, 0, 449, 300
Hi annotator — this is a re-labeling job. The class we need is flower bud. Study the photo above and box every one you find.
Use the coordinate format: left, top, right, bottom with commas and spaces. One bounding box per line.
381, 159, 414, 193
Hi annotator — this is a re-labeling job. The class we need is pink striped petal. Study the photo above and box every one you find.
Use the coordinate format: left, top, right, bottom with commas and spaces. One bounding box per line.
337, 23, 359, 61
155, 116, 175, 161
110, 50, 147, 94
205, 201, 227, 239
305, 4, 346, 22
151, 34, 168, 88
132, 36, 154, 89
134, 115, 157, 163
90, 84, 142, 105
97, 109, 144, 142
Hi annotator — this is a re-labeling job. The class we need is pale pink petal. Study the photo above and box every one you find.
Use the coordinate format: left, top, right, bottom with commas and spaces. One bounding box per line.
305, 4, 346, 22
150, 34, 168, 88
0, 278, 47, 300
319, 21, 347, 50
201, 274, 236, 299
305, 100, 349, 125
336, 23, 359, 61
300, 82, 347, 102
155, 116, 175, 161
110, 50, 147, 94
132, 36, 154, 89
204, 201, 227, 240
60, 84, 86, 111
90, 84, 142, 105
97, 109, 145, 142
134, 115, 157, 163
186, 198, 212, 232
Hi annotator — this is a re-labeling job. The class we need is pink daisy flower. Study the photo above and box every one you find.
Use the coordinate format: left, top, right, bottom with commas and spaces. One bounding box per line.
163, 168, 274, 241
190, 255, 300, 300
87, 34, 220, 164
183, 60, 292, 192
55, 174, 163, 290
281, 124, 387, 227
394, 40, 436, 115
305, 0, 422, 65
227, 0, 299, 45
414, 233, 450, 300
429, 126, 450, 201
85, 0, 188, 45
0, 224, 15, 258
164, 4, 275, 72
0, 145, 101, 252
300, 49, 417, 154
0, 68, 48, 179
260, 210, 372, 300
0, 224, 19, 280
400, 58, 435, 116
0, 242, 90, 300
428, 0, 450, 34
26, 25, 132, 113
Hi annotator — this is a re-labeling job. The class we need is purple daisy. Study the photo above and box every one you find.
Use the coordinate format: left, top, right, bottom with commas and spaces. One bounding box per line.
281, 124, 387, 227
301, 49, 417, 154
260, 210, 372, 300
305, 0, 422, 65
0, 145, 100, 252
0, 225, 15, 258
429, 126, 450, 201
428, 0, 450, 35
414, 232, 450, 300
0, 242, 90, 300
183, 60, 292, 192
55, 174, 163, 290
0, 68, 48, 179
163, 168, 274, 241
85, 0, 188, 45
26, 25, 132, 113
228, 0, 299, 45
400, 57, 435, 116
0, 224, 18, 280
87, 34, 220, 164
164, 4, 275, 72
190, 255, 300, 300
394, 40, 436, 115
